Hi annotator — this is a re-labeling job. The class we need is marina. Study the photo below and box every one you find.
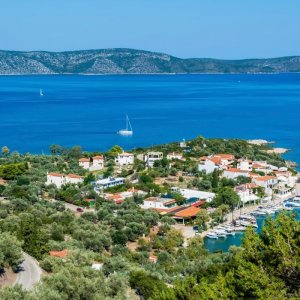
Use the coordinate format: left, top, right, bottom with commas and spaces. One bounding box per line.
204, 202, 300, 252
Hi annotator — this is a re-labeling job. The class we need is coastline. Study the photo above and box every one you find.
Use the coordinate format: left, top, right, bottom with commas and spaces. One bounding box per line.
1, 72, 300, 76
199, 195, 292, 239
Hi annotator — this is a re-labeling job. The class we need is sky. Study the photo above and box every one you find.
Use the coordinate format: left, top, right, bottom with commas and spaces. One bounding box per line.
0, 0, 299, 59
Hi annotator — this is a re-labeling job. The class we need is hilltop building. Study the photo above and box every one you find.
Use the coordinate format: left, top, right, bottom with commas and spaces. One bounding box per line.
145, 152, 163, 167
46, 172, 83, 188
79, 155, 104, 171
115, 152, 134, 166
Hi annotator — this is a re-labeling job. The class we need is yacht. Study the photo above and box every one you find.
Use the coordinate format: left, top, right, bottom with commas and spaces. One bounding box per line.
40, 89, 44, 96
118, 115, 133, 136
284, 195, 300, 207
214, 229, 228, 238
206, 232, 218, 239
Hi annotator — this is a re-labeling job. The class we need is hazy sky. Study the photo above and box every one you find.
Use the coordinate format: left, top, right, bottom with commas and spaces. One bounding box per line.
0, 0, 299, 59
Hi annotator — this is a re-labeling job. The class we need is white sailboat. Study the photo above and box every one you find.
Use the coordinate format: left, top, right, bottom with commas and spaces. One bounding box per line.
40, 89, 44, 96
118, 115, 133, 136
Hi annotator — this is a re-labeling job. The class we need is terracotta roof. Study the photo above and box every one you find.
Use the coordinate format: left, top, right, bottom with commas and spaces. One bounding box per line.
119, 152, 134, 156
49, 249, 68, 258
149, 255, 158, 263
226, 168, 248, 173
48, 172, 63, 177
215, 154, 235, 160
67, 174, 83, 179
174, 206, 200, 218
252, 163, 265, 169
85, 199, 95, 202
192, 200, 206, 207
93, 155, 104, 160
209, 157, 222, 164
79, 158, 90, 162
255, 176, 277, 182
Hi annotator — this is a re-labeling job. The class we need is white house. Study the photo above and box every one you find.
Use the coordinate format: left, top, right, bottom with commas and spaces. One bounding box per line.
234, 183, 260, 204
141, 197, 177, 210
66, 174, 84, 185
79, 158, 90, 170
46, 173, 65, 188
46, 172, 83, 188
223, 168, 250, 180
90, 156, 104, 171
253, 176, 278, 195
93, 177, 125, 191
167, 152, 183, 161
115, 152, 134, 166
79, 155, 104, 171
171, 187, 215, 202
198, 154, 235, 174
237, 159, 253, 171
145, 152, 163, 167
198, 157, 219, 174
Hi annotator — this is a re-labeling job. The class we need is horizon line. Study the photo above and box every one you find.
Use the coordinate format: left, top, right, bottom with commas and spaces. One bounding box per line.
0, 47, 299, 61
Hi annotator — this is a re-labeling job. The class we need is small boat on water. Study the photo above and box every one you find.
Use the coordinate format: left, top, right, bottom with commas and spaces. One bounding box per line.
251, 210, 267, 216
206, 232, 218, 239
214, 229, 228, 238
118, 115, 133, 136
284, 195, 300, 207
40, 89, 44, 96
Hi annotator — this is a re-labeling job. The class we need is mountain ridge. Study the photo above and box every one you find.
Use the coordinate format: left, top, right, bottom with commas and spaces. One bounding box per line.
0, 48, 300, 74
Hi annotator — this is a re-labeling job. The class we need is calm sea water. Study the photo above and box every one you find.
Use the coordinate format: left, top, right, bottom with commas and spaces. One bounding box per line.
204, 208, 300, 252
1, 74, 300, 163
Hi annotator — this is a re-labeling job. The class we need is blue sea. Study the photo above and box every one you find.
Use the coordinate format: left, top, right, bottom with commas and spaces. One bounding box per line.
1, 74, 300, 164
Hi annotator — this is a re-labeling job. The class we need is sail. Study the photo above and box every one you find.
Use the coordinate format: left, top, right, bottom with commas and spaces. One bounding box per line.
118, 115, 133, 135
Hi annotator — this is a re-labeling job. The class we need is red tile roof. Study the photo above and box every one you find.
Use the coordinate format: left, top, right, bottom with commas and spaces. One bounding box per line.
255, 176, 277, 182
49, 249, 68, 258
215, 154, 235, 160
119, 152, 134, 156
67, 174, 83, 179
174, 206, 200, 218
79, 158, 90, 162
48, 172, 63, 177
226, 168, 249, 173
93, 155, 104, 160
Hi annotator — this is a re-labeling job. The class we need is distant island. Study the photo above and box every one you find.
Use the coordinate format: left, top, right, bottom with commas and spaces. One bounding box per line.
0, 48, 300, 74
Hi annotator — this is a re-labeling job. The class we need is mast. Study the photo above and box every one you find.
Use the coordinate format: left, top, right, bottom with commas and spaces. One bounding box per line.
127, 115, 132, 131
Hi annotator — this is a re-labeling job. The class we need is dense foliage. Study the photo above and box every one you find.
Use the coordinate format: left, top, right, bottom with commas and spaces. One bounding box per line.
0, 137, 298, 299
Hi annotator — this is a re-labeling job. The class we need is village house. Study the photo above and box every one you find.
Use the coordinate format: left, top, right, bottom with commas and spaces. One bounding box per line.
46, 172, 84, 188
237, 159, 253, 171
198, 156, 220, 173
234, 183, 260, 204
171, 187, 215, 202
79, 158, 90, 169
145, 151, 163, 167
90, 155, 104, 171
78, 155, 104, 171
274, 170, 297, 187
172, 206, 201, 224
167, 152, 183, 161
93, 177, 125, 191
141, 197, 177, 210
223, 168, 250, 179
115, 152, 134, 166
253, 176, 278, 195
105, 188, 147, 204
198, 154, 235, 174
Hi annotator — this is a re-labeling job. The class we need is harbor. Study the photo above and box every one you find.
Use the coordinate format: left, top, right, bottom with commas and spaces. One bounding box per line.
203, 197, 300, 252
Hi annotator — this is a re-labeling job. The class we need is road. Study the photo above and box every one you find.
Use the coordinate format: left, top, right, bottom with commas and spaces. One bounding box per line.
49, 198, 95, 213
14, 253, 42, 290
